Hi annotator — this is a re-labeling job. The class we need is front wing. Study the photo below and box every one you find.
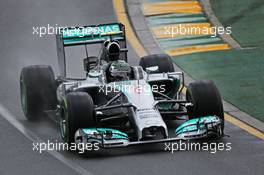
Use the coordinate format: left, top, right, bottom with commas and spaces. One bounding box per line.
74, 116, 223, 149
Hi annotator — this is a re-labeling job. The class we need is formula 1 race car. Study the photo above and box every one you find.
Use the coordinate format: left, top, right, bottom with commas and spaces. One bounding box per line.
20, 23, 224, 149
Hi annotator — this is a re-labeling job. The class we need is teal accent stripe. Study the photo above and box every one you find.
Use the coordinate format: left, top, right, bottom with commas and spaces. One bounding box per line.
82, 128, 128, 139
175, 116, 216, 135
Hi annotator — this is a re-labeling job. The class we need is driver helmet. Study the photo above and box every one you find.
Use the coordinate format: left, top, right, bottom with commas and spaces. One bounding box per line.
109, 61, 131, 81
106, 41, 120, 62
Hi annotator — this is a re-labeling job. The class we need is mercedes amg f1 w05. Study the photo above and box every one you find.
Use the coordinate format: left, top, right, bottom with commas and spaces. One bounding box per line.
20, 23, 225, 150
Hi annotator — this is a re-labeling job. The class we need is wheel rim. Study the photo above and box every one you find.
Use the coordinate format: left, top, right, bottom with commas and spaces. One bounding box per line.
60, 117, 66, 139
186, 89, 194, 116
20, 78, 28, 115
60, 108, 66, 138
60, 101, 68, 141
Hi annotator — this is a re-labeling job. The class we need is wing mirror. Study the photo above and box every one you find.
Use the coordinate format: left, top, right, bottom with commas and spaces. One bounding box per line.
146, 66, 159, 74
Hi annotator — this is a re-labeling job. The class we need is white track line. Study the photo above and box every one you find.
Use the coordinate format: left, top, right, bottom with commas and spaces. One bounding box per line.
0, 104, 94, 175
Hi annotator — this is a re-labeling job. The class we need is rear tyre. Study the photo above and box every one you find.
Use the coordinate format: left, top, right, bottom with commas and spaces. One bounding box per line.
20, 65, 57, 121
186, 80, 224, 130
139, 54, 174, 73
60, 92, 95, 144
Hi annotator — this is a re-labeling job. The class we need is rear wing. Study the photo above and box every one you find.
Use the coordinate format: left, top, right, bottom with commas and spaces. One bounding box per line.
56, 23, 126, 77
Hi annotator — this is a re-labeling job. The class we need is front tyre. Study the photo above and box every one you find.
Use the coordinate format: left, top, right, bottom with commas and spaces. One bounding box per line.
20, 65, 57, 121
60, 92, 95, 144
186, 80, 224, 130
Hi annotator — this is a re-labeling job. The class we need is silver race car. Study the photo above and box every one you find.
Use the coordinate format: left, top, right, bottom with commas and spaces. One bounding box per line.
20, 23, 224, 150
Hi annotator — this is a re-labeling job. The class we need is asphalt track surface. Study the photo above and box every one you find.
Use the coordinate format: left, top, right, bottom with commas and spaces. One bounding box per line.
0, 0, 263, 175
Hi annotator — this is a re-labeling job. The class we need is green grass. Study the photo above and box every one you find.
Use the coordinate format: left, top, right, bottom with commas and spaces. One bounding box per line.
169, 0, 264, 121
172, 47, 264, 122
211, 0, 264, 47
144, 0, 264, 121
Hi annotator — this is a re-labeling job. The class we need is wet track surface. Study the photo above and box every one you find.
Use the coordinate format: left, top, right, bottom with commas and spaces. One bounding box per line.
0, 0, 263, 175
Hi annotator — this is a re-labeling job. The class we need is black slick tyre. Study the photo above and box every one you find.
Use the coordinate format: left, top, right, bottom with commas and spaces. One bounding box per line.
20, 65, 57, 121
60, 92, 95, 144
